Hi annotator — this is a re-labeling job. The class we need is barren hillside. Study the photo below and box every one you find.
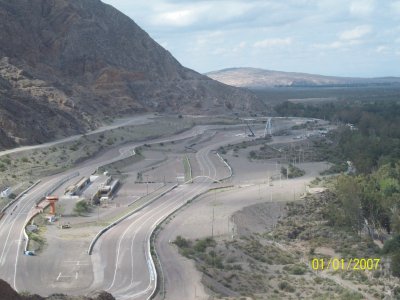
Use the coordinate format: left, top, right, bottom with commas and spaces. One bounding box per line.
207, 67, 400, 89
0, 0, 264, 150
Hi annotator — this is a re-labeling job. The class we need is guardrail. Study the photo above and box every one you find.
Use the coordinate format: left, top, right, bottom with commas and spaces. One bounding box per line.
40, 172, 80, 203
1, 180, 41, 214
147, 184, 234, 299
23, 173, 80, 253
87, 184, 178, 255
128, 184, 166, 207
146, 231, 158, 300
184, 155, 193, 183
216, 152, 233, 181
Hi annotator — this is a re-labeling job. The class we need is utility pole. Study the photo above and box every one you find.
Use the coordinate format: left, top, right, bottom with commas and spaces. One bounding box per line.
145, 175, 149, 195
212, 190, 216, 239
287, 165, 289, 180
211, 206, 215, 238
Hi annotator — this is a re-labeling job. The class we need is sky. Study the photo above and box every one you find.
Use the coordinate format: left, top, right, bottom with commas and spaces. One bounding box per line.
102, 0, 400, 77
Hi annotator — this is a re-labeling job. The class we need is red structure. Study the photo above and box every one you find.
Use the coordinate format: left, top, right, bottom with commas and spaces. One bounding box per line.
46, 196, 59, 215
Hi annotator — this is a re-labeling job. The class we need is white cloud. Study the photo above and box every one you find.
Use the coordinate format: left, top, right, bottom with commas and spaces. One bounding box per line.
194, 31, 224, 47
391, 1, 400, 14
253, 37, 292, 48
149, 1, 258, 30
314, 41, 344, 50
314, 25, 371, 51
349, 0, 375, 17
102, 0, 400, 76
375, 45, 389, 53
313, 39, 362, 50
339, 25, 371, 40
152, 8, 201, 27
237, 41, 246, 49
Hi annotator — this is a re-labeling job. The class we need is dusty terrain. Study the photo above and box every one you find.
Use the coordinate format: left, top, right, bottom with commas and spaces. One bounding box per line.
152, 121, 399, 300
5, 116, 385, 300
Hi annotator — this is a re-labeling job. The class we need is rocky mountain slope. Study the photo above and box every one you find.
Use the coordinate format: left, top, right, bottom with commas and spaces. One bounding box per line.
206, 67, 400, 89
0, 0, 263, 150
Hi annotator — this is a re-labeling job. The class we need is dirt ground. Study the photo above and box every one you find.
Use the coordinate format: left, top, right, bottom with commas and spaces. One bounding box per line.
155, 118, 393, 300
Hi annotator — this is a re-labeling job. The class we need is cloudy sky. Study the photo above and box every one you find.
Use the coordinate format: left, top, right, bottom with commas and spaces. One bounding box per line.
102, 0, 400, 77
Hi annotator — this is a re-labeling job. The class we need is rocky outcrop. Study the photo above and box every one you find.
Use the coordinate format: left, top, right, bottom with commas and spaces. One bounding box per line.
0, 0, 264, 150
0, 279, 115, 300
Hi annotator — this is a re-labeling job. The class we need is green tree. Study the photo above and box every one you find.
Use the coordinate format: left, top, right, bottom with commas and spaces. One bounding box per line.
335, 175, 364, 234
391, 252, 400, 277
74, 200, 90, 216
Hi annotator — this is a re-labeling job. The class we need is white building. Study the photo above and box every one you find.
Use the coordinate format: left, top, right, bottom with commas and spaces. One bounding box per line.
0, 187, 11, 198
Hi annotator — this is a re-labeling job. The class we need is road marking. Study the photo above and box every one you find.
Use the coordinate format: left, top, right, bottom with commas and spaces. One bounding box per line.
64, 261, 89, 266
95, 133, 245, 297
13, 197, 38, 292
56, 272, 78, 281
107, 184, 199, 292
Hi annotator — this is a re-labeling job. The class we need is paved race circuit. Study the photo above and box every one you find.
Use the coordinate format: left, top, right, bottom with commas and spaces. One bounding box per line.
0, 122, 253, 299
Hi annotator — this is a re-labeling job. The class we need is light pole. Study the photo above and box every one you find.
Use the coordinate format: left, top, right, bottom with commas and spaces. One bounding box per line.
145, 175, 149, 195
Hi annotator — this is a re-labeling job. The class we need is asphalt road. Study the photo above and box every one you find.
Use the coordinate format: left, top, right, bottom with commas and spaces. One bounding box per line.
0, 122, 246, 297
0, 176, 62, 290
88, 131, 243, 299
0, 114, 154, 158
0, 117, 313, 299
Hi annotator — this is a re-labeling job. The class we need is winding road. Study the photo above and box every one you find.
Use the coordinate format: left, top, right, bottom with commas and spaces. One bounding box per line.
0, 121, 250, 299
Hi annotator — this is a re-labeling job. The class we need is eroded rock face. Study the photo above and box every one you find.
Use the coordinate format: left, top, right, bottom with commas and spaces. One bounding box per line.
0, 278, 21, 300
0, 0, 264, 150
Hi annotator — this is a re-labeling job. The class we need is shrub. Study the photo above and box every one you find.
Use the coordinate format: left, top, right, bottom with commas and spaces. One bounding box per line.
174, 236, 190, 248
74, 200, 90, 216
392, 252, 400, 277
106, 138, 114, 145
278, 281, 295, 292
382, 235, 400, 254
249, 151, 257, 159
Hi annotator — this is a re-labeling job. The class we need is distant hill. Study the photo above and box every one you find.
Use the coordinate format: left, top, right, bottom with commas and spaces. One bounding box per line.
0, 0, 264, 149
206, 67, 400, 89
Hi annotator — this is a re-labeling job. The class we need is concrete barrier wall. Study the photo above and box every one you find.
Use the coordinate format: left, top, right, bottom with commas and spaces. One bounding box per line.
216, 152, 233, 181
1, 180, 41, 214
23, 173, 80, 253
147, 184, 234, 299
87, 184, 178, 255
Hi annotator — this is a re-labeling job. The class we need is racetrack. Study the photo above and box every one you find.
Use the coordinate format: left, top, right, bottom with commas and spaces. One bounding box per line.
0, 117, 320, 299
